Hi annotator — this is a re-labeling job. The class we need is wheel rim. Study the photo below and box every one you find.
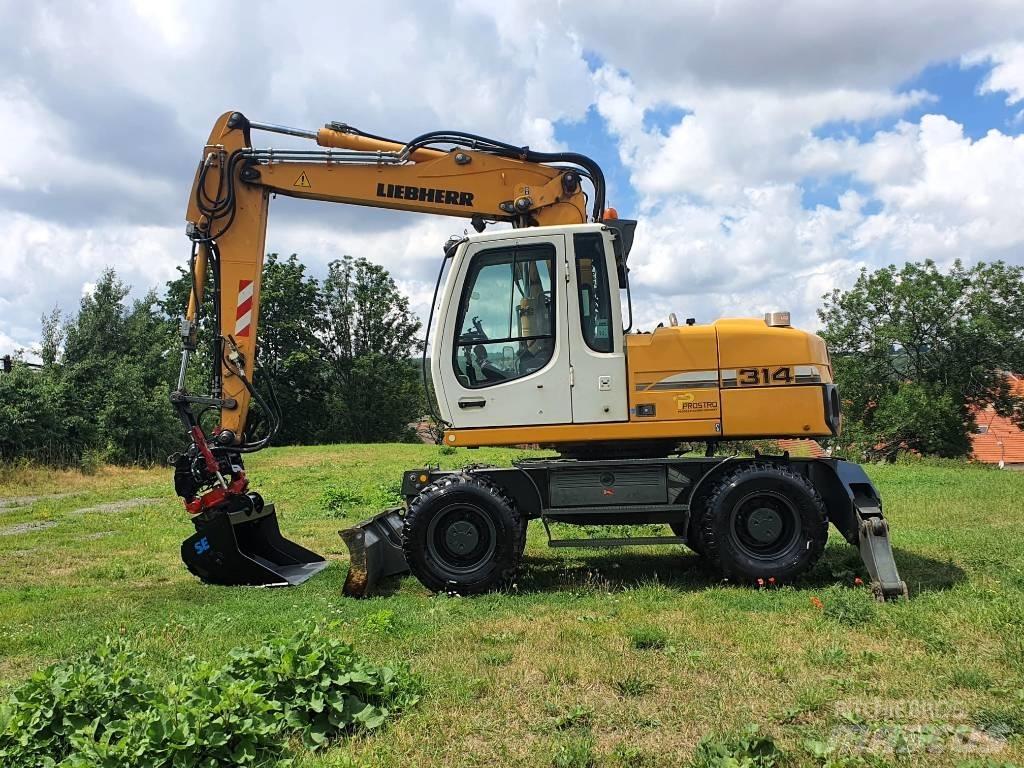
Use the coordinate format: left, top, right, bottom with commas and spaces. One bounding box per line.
727, 490, 801, 562
426, 503, 497, 575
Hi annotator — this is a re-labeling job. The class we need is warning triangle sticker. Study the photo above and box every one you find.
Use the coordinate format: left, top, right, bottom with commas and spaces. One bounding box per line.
294, 171, 311, 188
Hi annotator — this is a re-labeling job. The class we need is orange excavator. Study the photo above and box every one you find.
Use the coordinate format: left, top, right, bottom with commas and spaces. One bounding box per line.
170, 111, 907, 600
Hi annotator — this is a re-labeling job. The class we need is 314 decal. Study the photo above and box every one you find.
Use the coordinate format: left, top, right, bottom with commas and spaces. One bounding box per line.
737, 367, 794, 386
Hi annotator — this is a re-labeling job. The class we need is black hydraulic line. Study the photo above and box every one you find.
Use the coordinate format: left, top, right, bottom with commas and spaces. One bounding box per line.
235, 377, 280, 452
208, 242, 223, 397
193, 150, 247, 241
399, 129, 607, 220
220, 344, 281, 453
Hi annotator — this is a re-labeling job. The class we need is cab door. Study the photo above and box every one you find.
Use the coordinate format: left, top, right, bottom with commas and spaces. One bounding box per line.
567, 230, 628, 423
439, 234, 572, 428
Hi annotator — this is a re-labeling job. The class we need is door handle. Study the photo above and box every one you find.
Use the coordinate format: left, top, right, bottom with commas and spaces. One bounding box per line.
458, 398, 487, 409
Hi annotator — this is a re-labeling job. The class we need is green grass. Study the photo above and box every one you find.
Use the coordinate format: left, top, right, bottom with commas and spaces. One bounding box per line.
1, 445, 1023, 766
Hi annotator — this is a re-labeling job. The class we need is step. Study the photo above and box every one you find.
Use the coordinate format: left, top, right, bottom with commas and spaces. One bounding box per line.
543, 503, 687, 517
547, 535, 686, 548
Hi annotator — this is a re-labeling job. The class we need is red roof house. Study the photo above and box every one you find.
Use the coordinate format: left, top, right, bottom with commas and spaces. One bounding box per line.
971, 373, 1024, 468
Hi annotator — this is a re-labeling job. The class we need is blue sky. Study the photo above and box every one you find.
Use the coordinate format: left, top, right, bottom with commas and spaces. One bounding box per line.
2, 1, 1024, 354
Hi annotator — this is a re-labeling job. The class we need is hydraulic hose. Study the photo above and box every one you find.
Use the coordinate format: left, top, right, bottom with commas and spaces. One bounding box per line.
400, 129, 606, 221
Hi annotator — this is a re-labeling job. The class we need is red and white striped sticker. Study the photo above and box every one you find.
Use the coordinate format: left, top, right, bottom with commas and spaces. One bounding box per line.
235, 279, 254, 337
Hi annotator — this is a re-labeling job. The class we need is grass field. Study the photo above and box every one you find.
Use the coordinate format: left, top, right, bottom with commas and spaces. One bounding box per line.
1, 444, 1022, 767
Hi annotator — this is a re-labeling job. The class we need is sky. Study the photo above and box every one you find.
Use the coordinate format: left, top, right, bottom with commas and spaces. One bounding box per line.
3, 0, 1024, 358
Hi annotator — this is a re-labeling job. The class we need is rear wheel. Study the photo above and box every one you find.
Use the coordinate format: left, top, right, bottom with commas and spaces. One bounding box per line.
699, 462, 827, 583
402, 473, 524, 595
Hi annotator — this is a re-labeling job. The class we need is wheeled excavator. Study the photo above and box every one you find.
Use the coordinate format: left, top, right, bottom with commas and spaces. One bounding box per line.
170, 111, 908, 601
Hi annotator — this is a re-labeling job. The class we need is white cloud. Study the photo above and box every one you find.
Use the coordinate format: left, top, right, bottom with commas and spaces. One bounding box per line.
592, 57, 934, 208
966, 42, 1024, 104
0, 1, 593, 352
561, 0, 1024, 92
0, 83, 176, 217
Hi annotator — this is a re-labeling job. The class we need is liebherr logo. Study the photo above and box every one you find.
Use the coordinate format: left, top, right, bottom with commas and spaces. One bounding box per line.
376, 183, 474, 207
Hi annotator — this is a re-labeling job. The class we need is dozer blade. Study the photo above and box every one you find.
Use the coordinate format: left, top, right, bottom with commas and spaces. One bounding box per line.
339, 507, 409, 597
182, 503, 328, 587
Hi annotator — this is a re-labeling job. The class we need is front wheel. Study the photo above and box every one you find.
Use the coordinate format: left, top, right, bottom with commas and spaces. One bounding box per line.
402, 473, 524, 595
699, 463, 828, 584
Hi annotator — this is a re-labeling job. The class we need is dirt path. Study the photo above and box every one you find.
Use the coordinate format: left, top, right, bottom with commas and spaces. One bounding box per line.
70, 498, 164, 515
0, 521, 59, 536
0, 493, 76, 510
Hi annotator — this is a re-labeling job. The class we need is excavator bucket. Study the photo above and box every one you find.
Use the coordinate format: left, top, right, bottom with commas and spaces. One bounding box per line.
182, 503, 328, 587
339, 508, 409, 597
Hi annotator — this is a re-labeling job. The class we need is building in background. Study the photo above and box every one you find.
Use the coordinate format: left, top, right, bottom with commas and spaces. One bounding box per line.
971, 373, 1024, 469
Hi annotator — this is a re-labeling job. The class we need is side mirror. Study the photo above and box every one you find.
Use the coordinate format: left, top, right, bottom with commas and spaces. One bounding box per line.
603, 219, 637, 285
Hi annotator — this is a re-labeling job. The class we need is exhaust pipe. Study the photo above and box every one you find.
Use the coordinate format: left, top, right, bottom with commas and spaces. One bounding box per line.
339, 508, 409, 597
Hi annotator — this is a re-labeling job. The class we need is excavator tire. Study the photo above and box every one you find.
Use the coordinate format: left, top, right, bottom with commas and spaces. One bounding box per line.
699, 462, 828, 584
402, 472, 525, 595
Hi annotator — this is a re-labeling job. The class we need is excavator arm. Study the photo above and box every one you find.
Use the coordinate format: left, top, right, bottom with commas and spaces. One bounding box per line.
179, 111, 599, 440
170, 110, 604, 587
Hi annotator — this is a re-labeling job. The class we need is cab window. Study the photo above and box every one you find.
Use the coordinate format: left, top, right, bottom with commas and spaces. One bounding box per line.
453, 244, 555, 388
574, 233, 613, 353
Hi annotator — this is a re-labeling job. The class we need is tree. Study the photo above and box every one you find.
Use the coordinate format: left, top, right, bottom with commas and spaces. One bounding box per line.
59, 270, 181, 464
0, 360, 67, 463
322, 255, 423, 442
819, 259, 1024, 459
254, 254, 334, 444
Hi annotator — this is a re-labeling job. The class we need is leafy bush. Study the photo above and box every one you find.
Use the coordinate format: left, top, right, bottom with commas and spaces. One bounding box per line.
0, 627, 419, 766
0, 640, 162, 768
218, 628, 419, 749
690, 724, 784, 768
